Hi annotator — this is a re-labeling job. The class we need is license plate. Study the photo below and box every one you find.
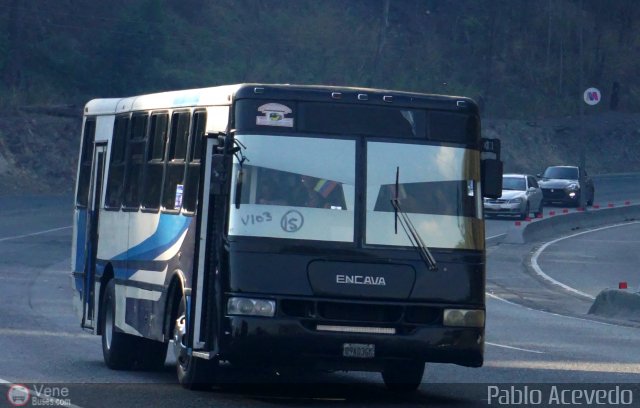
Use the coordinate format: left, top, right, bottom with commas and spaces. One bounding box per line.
343, 343, 375, 359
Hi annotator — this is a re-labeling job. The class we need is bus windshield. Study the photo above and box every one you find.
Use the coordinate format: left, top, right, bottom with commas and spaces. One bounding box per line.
366, 142, 483, 250
228, 134, 355, 242
228, 135, 483, 249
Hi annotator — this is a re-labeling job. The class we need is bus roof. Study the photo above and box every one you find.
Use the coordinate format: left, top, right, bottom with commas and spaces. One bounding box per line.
84, 84, 243, 116
84, 84, 477, 116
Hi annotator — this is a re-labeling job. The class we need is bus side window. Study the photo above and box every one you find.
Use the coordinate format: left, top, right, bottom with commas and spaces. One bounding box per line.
122, 113, 149, 209
141, 112, 168, 211
105, 115, 129, 209
76, 118, 96, 207
162, 111, 190, 211
182, 110, 206, 213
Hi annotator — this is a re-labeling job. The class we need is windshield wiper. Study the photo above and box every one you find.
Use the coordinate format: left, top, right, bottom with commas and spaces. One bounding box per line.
391, 167, 437, 271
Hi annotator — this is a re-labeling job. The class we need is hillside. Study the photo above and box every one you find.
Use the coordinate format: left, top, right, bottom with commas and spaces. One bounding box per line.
486, 112, 640, 175
1, 0, 639, 194
0, 109, 637, 196
1, 0, 639, 118
0, 109, 79, 194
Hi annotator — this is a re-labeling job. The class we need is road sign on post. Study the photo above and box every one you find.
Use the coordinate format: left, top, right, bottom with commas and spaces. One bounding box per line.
579, 87, 600, 193
583, 87, 601, 106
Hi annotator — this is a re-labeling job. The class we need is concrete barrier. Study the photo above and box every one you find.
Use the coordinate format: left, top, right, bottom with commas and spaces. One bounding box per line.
588, 289, 640, 322
504, 204, 640, 244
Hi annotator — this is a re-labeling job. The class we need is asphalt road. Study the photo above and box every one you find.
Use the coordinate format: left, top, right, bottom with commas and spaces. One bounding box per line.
2, 178, 640, 407
535, 222, 640, 298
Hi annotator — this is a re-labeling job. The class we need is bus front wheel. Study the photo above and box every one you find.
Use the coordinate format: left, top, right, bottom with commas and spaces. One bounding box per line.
174, 294, 218, 389
381, 361, 425, 393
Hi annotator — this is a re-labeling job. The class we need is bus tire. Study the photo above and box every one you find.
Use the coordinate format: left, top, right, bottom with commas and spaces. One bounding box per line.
174, 293, 218, 390
381, 361, 424, 393
101, 279, 137, 370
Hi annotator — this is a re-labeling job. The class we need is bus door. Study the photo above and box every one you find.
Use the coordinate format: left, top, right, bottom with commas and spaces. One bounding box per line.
189, 136, 222, 356
81, 143, 107, 329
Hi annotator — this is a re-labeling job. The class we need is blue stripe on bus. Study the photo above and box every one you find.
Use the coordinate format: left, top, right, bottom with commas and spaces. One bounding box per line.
110, 266, 167, 287
113, 214, 192, 262
115, 267, 147, 281
75, 209, 87, 273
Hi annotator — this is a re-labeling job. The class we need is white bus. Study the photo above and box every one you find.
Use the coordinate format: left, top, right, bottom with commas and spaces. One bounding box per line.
72, 84, 502, 391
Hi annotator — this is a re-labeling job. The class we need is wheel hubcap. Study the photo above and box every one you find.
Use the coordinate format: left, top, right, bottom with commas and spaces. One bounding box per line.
105, 306, 113, 350
173, 314, 189, 369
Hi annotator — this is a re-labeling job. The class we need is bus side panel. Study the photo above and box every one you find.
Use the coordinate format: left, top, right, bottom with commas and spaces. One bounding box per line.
96, 210, 130, 265
137, 220, 198, 341
104, 212, 194, 340
95, 209, 130, 331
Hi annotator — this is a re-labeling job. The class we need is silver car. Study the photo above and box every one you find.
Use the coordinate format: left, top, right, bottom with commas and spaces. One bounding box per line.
483, 174, 544, 219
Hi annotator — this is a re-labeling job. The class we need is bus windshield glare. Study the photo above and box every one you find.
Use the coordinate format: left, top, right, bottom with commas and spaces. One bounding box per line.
229, 134, 356, 242
366, 142, 483, 250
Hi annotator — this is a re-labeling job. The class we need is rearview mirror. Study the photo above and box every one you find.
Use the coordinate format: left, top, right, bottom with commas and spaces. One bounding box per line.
481, 159, 503, 199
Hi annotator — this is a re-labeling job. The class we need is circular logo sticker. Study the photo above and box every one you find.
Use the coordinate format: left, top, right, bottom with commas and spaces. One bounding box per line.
7, 384, 30, 407
280, 210, 304, 233
583, 87, 601, 106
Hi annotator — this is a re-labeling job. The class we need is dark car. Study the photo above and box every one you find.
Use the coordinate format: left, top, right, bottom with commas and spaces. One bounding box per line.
537, 166, 595, 207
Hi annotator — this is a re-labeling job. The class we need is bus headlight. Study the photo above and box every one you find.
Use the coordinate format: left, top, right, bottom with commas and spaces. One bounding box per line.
227, 297, 276, 317
443, 309, 485, 327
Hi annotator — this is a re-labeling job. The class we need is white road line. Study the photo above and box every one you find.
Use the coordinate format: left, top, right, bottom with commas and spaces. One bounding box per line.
485, 342, 544, 354
0, 224, 85, 408
0, 226, 72, 243
486, 292, 620, 327
0, 377, 85, 408
486, 233, 507, 241
0, 329, 94, 339
529, 221, 640, 301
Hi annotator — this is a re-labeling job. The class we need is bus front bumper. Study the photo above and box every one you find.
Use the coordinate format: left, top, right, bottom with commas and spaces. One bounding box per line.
220, 315, 484, 371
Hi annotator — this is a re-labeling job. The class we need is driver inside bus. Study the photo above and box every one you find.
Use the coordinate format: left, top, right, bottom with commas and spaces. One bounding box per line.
257, 178, 287, 205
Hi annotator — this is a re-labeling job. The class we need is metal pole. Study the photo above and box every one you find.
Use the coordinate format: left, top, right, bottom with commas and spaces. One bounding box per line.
577, 0, 588, 210
578, 0, 586, 171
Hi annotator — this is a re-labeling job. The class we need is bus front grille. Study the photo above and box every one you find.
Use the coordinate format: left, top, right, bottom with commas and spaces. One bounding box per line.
318, 301, 403, 323
279, 299, 441, 325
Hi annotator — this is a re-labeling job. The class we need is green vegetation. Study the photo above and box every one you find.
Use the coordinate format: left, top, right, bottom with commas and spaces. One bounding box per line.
1, 0, 640, 194
1, 0, 639, 118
